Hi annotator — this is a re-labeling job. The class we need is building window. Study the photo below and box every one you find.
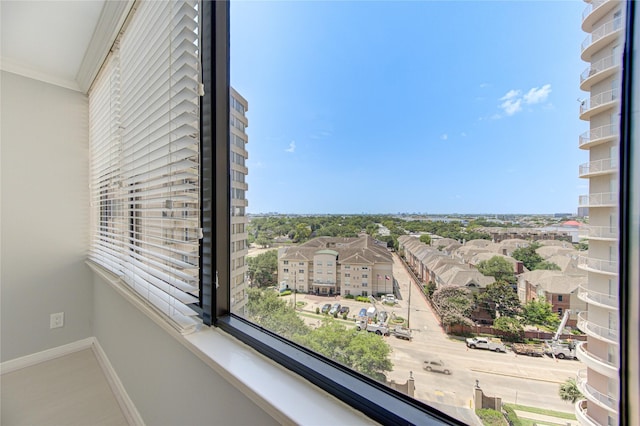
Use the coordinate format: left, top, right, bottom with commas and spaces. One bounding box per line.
557, 295, 563, 302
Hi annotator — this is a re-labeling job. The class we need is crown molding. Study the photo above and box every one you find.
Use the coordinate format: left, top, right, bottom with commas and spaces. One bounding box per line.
76, 0, 134, 94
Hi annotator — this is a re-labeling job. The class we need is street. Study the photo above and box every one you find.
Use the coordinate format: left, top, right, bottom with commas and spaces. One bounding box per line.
286, 252, 582, 423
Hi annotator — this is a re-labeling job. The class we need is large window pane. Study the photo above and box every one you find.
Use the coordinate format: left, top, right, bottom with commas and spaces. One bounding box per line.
230, 1, 624, 423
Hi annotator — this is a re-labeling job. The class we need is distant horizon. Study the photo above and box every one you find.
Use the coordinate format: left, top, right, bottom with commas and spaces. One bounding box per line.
246, 211, 580, 218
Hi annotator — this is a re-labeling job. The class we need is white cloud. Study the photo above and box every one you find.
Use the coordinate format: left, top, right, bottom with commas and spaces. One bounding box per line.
479, 83, 490, 88
523, 84, 552, 104
500, 89, 521, 101
441, 133, 448, 141
500, 97, 522, 116
285, 141, 296, 153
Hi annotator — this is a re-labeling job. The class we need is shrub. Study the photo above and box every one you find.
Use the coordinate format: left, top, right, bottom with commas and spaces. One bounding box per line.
342, 313, 348, 320
475, 408, 507, 426
278, 290, 292, 297
315, 307, 320, 314
344, 294, 355, 299
355, 296, 370, 303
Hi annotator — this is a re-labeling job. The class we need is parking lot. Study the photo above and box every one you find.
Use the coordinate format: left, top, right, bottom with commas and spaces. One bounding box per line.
283, 252, 582, 421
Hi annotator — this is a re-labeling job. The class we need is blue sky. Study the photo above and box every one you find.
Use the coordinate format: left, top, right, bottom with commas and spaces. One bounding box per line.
230, 1, 589, 215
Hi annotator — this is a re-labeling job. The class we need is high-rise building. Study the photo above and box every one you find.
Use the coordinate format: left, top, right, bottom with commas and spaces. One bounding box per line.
230, 87, 249, 315
576, 1, 623, 424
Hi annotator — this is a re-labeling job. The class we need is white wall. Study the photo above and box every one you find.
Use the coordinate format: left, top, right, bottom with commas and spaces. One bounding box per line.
92, 274, 279, 426
1, 71, 93, 362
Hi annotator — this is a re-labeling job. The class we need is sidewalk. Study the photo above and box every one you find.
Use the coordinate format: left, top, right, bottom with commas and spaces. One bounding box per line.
514, 409, 577, 425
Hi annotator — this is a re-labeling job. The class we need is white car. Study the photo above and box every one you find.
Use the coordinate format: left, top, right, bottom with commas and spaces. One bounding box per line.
383, 294, 396, 304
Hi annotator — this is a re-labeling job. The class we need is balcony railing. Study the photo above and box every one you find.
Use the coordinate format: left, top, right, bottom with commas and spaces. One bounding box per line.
575, 399, 602, 426
581, 17, 623, 53
576, 342, 618, 378
578, 255, 618, 275
577, 311, 618, 344
579, 124, 618, 148
582, 0, 615, 22
578, 225, 618, 240
580, 54, 619, 85
578, 192, 617, 207
579, 158, 617, 177
577, 369, 618, 412
580, 89, 618, 116
577, 284, 618, 309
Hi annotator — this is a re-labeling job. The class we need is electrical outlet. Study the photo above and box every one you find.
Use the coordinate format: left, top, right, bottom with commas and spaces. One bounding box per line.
50, 312, 64, 329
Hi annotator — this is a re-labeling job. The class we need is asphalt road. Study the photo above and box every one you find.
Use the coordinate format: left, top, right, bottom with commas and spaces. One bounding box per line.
289, 252, 582, 423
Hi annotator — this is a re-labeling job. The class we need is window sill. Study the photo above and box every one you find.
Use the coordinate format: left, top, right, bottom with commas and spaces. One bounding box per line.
87, 261, 374, 425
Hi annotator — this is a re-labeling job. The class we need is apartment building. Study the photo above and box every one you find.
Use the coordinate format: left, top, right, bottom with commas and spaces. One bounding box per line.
576, 1, 624, 424
277, 236, 393, 296
230, 87, 249, 315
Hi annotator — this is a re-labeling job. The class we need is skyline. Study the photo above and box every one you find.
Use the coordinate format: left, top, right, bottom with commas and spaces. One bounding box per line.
231, 1, 589, 215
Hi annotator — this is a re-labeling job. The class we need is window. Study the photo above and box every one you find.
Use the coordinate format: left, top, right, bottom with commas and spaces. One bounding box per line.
215, 1, 636, 424
558, 295, 563, 302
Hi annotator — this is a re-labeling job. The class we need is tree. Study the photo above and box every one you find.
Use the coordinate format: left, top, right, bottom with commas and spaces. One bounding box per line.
479, 281, 521, 319
247, 250, 278, 287
245, 288, 309, 340
297, 318, 393, 381
432, 286, 474, 327
512, 243, 543, 271
522, 299, 560, 327
419, 234, 431, 245
477, 256, 517, 286
535, 260, 561, 271
559, 378, 583, 404
492, 316, 524, 342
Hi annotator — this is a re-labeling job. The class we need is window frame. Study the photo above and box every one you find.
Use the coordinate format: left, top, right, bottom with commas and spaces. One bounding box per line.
200, 1, 638, 424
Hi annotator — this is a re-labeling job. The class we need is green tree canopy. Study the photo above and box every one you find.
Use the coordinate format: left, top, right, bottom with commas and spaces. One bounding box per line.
247, 250, 278, 287
492, 316, 524, 342
521, 299, 560, 327
477, 256, 517, 286
298, 318, 393, 381
479, 281, 521, 319
511, 243, 543, 271
245, 288, 309, 340
534, 260, 562, 271
246, 289, 393, 381
419, 234, 432, 245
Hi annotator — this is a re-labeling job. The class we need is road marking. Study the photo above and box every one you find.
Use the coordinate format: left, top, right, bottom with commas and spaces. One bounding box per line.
470, 368, 564, 384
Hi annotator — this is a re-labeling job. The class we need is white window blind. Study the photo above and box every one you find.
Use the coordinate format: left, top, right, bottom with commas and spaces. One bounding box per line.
89, 0, 201, 334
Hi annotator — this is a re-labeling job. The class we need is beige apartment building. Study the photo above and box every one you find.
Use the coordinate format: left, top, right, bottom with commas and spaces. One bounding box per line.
277, 236, 394, 297
230, 87, 249, 315
576, 1, 623, 424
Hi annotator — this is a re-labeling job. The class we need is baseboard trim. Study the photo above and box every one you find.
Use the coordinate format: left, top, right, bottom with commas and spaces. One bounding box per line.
0, 337, 144, 426
91, 339, 145, 426
0, 338, 95, 375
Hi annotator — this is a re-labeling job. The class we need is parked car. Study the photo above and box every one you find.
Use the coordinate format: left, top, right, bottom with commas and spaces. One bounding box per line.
329, 303, 341, 315
321, 303, 332, 314
339, 306, 350, 315
383, 294, 396, 304
423, 360, 451, 375
357, 308, 367, 318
